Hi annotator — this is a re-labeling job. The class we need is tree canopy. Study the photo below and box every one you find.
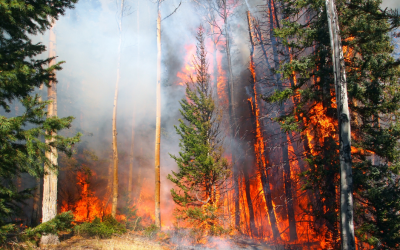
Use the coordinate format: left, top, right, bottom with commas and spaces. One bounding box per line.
0, 0, 80, 226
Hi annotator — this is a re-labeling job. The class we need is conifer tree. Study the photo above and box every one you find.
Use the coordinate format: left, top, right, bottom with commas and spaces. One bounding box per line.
0, 0, 80, 231
168, 26, 230, 235
266, 0, 400, 248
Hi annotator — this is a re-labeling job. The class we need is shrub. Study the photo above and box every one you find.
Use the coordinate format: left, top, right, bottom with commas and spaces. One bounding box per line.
0, 224, 17, 244
143, 224, 159, 238
120, 205, 142, 231
23, 211, 74, 242
74, 215, 126, 238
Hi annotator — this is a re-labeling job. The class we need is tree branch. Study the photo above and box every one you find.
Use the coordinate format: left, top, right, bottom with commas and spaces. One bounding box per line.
162, 2, 182, 21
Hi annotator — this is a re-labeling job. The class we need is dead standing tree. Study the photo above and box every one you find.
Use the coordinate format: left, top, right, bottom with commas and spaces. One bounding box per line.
265, 0, 298, 241
246, 11, 281, 240
205, 0, 243, 231
325, 0, 355, 249
154, 0, 181, 228
111, 0, 126, 218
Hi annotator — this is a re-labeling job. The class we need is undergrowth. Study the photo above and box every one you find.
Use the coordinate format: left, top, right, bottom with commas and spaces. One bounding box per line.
0, 211, 74, 247
143, 224, 160, 238
74, 215, 126, 238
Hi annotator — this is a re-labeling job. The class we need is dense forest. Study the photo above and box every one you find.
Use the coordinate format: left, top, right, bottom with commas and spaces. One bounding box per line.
1, 0, 400, 249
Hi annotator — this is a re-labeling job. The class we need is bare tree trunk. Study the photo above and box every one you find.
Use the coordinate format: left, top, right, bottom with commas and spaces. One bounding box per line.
246, 11, 280, 240
31, 177, 42, 226
242, 164, 257, 237
111, 0, 125, 217
221, 0, 235, 122
41, 22, 59, 245
32, 84, 44, 226
129, 2, 140, 203
325, 1, 355, 249
128, 108, 135, 201
136, 147, 143, 200
259, 156, 280, 240
220, 0, 240, 232
207, 6, 218, 92
265, 0, 298, 240
154, 0, 162, 228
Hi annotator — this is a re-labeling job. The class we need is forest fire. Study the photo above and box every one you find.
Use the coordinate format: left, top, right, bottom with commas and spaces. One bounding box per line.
60, 171, 103, 222
176, 44, 196, 86
3, 0, 400, 249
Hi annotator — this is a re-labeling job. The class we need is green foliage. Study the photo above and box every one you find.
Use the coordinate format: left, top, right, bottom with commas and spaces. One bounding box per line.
0, 0, 80, 226
22, 211, 74, 242
74, 215, 126, 239
0, 224, 16, 244
269, 0, 400, 248
184, 205, 227, 237
143, 224, 160, 238
119, 203, 142, 231
168, 26, 230, 235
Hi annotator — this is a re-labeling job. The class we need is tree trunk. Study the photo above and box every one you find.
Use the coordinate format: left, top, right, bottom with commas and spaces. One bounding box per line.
111, 0, 125, 218
136, 147, 143, 199
41, 22, 59, 245
246, 11, 280, 240
265, 0, 298, 240
31, 177, 42, 226
154, 0, 162, 228
325, 1, 355, 249
207, 5, 218, 92
32, 84, 44, 226
128, 107, 135, 201
242, 164, 257, 237
222, 0, 234, 120
221, 0, 240, 232
259, 154, 280, 240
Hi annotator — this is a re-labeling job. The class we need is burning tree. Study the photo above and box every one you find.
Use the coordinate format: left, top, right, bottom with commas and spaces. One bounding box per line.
168, 26, 230, 235
265, 0, 400, 248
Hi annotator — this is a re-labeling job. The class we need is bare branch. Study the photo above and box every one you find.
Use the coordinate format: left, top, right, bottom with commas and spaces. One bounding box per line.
162, 1, 182, 21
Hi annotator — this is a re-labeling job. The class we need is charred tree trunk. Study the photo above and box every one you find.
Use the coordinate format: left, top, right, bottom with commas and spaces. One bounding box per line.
41, 22, 59, 245
247, 11, 280, 241
325, 1, 355, 249
266, 0, 298, 240
260, 153, 280, 240
111, 0, 125, 218
155, 0, 162, 228
242, 163, 257, 237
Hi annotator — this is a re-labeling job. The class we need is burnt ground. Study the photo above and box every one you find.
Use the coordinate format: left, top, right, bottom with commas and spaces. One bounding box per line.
7, 231, 305, 249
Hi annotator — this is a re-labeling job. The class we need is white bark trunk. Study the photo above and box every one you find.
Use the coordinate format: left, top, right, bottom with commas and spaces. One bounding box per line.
111, 0, 125, 218
325, 1, 355, 249
41, 22, 60, 245
155, 0, 162, 228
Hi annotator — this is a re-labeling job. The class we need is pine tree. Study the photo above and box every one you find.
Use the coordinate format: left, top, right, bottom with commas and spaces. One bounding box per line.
266, 0, 400, 248
168, 26, 230, 235
0, 0, 80, 230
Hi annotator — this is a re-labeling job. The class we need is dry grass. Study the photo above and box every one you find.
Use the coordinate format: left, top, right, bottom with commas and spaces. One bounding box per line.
39, 234, 170, 250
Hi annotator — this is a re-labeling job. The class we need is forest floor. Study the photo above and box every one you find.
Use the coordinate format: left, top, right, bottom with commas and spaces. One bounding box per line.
33, 232, 277, 250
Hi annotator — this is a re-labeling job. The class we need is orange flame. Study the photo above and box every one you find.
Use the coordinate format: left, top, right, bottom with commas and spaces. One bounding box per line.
61, 171, 103, 222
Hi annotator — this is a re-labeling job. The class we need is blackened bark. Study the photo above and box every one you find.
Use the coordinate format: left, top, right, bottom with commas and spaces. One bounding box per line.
242, 163, 257, 237
267, 0, 298, 240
